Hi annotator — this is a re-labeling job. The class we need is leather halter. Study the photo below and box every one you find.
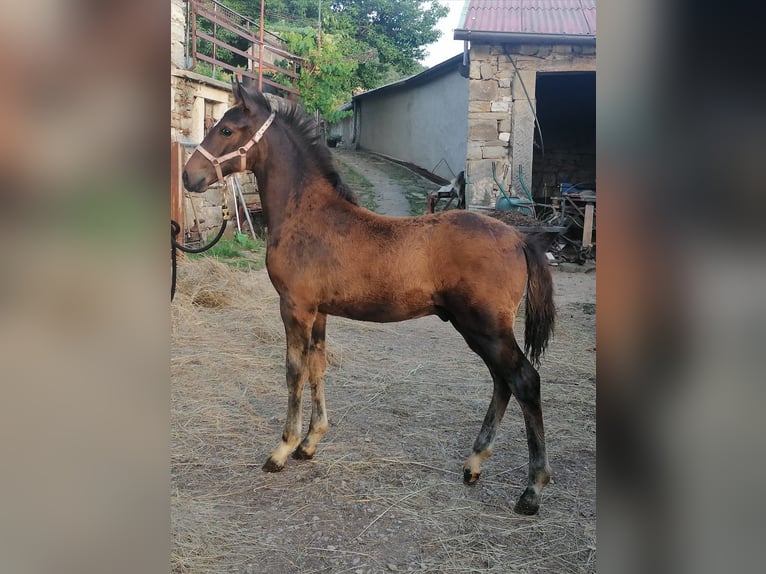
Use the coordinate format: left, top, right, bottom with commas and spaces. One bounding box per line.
194, 110, 276, 184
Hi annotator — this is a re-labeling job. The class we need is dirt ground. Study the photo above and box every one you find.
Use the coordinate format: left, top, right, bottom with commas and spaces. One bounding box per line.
171, 260, 595, 573
172, 151, 595, 573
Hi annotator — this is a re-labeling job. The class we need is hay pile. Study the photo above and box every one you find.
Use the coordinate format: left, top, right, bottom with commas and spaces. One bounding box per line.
172, 257, 280, 343
172, 258, 596, 573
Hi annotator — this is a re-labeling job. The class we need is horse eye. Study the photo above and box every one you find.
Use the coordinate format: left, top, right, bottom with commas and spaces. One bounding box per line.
220, 127, 233, 137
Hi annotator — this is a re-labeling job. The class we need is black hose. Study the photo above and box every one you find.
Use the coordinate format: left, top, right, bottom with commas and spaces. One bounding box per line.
171, 221, 179, 301
170, 217, 228, 300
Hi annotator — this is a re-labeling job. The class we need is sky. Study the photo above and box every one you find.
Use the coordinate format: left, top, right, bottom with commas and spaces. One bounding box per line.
421, 1, 466, 68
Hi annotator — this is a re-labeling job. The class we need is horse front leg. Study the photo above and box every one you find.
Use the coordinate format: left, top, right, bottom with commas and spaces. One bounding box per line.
262, 301, 315, 473
293, 313, 328, 460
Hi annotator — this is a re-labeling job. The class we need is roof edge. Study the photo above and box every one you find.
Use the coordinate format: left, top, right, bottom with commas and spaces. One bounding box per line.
352, 54, 465, 101
454, 29, 596, 45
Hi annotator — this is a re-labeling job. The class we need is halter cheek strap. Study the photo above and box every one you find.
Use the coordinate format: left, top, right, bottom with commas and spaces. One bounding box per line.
195, 110, 276, 184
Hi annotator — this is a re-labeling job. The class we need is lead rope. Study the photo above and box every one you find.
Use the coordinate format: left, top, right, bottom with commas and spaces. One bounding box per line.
174, 111, 274, 299
171, 181, 231, 300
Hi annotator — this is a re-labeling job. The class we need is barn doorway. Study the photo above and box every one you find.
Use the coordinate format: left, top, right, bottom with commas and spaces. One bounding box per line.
532, 71, 596, 203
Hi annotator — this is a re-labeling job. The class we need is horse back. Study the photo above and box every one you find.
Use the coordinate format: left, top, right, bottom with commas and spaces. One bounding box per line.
267, 203, 529, 323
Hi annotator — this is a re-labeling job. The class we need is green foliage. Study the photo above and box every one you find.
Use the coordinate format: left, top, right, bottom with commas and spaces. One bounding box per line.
213, 0, 448, 114
192, 61, 233, 83
326, 0, 448, 81
193, 13, 250, 71
278, 29, 359, 118
188, 235, 266, 270
232, 232, 262, 251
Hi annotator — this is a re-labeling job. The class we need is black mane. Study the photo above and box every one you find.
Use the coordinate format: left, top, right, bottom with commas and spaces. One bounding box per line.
264, 96, 359, 206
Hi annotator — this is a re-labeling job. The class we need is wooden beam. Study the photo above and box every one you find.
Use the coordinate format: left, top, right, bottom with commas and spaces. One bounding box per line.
582, 202, 595, 248
170, 141, 185, 248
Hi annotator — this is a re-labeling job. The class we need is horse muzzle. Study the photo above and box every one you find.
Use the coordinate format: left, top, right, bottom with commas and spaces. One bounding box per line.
182, 169, 208, 193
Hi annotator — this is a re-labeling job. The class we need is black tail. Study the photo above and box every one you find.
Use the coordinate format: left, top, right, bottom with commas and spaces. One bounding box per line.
522, 233, 556, 367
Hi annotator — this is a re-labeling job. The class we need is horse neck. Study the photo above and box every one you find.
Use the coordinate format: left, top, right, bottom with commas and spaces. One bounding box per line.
249, 130, 333, 241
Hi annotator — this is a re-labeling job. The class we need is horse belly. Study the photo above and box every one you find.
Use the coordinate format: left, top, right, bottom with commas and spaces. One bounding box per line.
318, 290, 434, 323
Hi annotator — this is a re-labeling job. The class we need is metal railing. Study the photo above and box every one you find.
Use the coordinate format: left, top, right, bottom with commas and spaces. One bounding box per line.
185, 0, 301, 95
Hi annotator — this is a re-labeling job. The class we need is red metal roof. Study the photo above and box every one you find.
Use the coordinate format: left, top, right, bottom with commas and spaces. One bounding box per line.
458, 0, 596, 37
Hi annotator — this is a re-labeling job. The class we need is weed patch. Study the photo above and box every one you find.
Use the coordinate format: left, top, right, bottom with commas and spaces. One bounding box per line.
188, 235, 266, 271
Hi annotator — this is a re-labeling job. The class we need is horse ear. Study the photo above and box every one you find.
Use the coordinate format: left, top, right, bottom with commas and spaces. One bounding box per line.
232, 79, 245, 105
231, 79, 269, 115
236, 82, 260, 113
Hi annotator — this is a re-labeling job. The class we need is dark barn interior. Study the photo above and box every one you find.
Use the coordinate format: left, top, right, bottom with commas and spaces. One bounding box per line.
531, 71, 596, 203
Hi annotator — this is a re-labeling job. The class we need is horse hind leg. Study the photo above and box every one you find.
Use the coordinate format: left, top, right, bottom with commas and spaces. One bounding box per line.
509, 350, 552, 515
463, 370, 512, 485
459, 327, 551, 515
454, 325, 512, 484
293, 313, 329, 460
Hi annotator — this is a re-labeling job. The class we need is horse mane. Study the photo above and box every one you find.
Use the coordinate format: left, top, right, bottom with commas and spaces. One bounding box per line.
262, 94, 359, 206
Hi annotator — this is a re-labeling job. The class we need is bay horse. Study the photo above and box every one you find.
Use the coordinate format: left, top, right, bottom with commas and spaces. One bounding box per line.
182, 82, 556, 515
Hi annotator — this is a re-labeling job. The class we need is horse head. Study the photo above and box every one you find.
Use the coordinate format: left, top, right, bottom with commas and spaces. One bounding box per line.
182, 80, 274, 193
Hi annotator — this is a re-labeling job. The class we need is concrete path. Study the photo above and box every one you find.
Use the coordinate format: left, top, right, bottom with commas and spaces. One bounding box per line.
332, 149, 412, 217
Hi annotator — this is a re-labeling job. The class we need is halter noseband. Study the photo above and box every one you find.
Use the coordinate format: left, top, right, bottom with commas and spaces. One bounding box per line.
194, 110, 276, 184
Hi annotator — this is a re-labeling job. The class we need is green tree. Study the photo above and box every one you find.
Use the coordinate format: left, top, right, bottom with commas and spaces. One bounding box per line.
276, 29, 357, 120
211, 0, 448, 113
326, 0, 447, 80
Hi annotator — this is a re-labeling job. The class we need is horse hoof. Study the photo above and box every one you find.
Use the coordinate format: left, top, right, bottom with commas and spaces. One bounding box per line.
292, 447, 314, 460
262, 458, 284, 473
513, 488, 540, 515
463, 467, 481, 485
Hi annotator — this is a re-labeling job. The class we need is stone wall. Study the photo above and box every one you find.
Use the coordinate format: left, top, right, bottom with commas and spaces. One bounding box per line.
171, 0, 186, 69
172, 65, 234, 240
170, 1, 261, 241
179, 148, 262, 241
532, 148, 596, 202
171, 69, 233, 144
466, 43, 596, 207
184, 160, 230, 240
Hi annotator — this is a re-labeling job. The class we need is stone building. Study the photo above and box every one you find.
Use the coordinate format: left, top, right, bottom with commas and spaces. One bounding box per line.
454, 0, 596, 208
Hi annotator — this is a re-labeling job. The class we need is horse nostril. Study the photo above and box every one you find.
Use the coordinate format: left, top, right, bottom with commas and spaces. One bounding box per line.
182, 170, 190, 188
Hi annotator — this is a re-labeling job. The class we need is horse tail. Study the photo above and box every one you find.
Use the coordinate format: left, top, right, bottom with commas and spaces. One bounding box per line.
521, 233, 556, 367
